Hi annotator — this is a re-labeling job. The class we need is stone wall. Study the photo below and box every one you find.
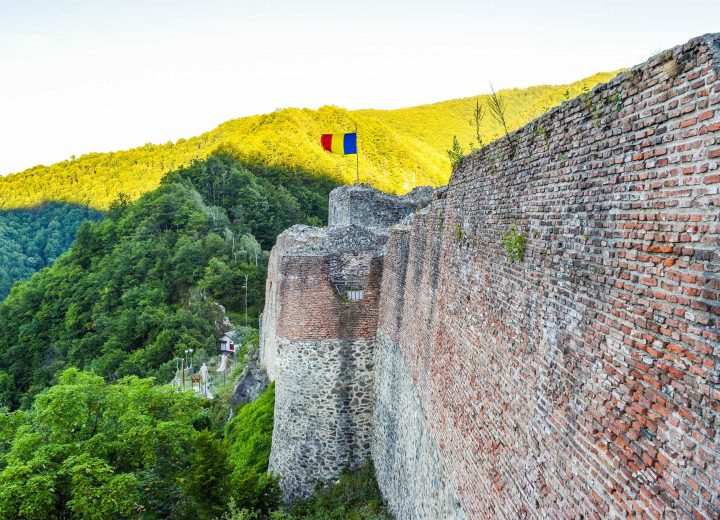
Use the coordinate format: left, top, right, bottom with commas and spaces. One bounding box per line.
260, 34, 720, 519
373, 331, 467, 520
259, 219, 393, 501
376, 33, 720, 518
329, 184, 434, 228
269, 337, 375, 500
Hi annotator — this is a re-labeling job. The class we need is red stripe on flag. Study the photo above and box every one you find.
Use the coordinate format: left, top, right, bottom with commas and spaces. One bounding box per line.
321, 134, 333, 152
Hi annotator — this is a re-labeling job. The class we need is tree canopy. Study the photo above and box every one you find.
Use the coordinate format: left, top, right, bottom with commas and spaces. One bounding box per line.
0, 151, 336, 409
0, 369, 277, 519
0, 204, 102, 299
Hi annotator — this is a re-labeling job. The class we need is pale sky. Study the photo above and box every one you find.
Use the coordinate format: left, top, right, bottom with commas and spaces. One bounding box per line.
1, 0, 718, 175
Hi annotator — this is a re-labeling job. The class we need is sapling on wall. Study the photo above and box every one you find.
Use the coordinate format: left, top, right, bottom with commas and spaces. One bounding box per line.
503, 225, 526, 262
447, 136, 465, 168
488, 83, 516, 154
471, 98, 485, 149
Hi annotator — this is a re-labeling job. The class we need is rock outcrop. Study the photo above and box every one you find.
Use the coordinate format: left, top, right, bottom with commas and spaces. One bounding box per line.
229, 349, 270, 415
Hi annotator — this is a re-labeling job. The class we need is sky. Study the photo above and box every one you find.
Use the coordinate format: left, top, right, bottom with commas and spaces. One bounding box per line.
1, 0, 718, 175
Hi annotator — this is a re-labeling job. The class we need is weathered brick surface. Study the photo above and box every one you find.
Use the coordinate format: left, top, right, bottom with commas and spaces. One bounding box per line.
378, 34, 720, 518
260, 221, 387, 379
276, 255, 383, 340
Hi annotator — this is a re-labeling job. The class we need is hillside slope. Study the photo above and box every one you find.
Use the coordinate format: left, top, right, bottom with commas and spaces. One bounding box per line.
0, 151, 336, 409
0, 72, 617, 210
0, 204, 103, 299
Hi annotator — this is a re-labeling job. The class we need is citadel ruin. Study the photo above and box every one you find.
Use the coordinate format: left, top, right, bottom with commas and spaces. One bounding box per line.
259, 34, 720, 518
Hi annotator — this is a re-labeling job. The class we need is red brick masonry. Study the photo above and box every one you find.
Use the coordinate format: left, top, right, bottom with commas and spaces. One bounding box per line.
378, 35, 720, 518
276, 256, 383, 341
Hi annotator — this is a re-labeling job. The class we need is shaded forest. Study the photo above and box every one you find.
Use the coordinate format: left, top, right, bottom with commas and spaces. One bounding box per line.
0, 150, 337, 410
0, 204, 103, 299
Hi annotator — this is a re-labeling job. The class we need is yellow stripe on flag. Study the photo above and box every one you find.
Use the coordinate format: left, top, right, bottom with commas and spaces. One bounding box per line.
331, 133, 344, 154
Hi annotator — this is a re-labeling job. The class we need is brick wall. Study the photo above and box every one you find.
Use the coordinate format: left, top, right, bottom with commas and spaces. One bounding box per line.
276, 255, 383, 340
259, 221, 391, 501
377, 34, 720, 518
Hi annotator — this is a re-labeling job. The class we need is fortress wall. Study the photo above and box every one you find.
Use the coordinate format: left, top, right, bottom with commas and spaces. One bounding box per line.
275, 255, 383, 340
329, 184, 434, 228
261, 223, 386, 501
259, 225, 384, 379
372, 222, 467, 519
373, 332, 467, 520
259, 245, 282, 380
269, 336, 376, 500
376, 34, 720, 518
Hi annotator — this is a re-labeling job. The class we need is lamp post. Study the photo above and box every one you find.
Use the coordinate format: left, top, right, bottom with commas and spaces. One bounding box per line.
243, 274, 249, 327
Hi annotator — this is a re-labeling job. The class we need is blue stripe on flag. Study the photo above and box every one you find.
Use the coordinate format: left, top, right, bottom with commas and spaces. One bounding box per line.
343, 133, 357, 154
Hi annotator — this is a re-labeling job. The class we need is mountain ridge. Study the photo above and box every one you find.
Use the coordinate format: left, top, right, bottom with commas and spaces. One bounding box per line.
0, 71, 618, 210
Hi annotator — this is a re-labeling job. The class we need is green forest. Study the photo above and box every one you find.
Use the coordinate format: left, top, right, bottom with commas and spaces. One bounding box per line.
0, 150, 391, 518
0, 73, 618, 306
0, 204, 103, 299
0, 72, 617, 210
0, 150, 336, 409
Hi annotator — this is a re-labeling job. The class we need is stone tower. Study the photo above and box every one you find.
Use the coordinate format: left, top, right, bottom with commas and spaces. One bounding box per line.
259, 184, 434, 500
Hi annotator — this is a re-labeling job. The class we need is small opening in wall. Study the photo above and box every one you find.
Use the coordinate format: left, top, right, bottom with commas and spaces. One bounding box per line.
330, 279, 365, 301
346, 289, 364, 301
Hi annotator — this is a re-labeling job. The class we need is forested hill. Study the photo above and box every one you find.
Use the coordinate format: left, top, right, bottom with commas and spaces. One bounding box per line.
0, 151, 391, 519
0, 151, 337, 409
0, 204, 103, 299
0, 72, 617, 210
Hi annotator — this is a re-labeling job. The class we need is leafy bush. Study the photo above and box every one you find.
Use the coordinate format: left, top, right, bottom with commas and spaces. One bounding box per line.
0, 369, 225, 519
503, 225, 526, 262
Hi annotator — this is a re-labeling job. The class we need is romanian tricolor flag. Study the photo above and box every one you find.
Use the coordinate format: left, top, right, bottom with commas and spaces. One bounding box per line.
321, 132, 357, 155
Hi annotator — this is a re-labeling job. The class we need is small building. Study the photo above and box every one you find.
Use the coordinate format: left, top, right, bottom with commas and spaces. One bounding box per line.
218, 331, 239, 354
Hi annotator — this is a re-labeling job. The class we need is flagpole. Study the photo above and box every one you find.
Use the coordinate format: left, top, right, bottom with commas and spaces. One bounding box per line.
355, 127, 359, 185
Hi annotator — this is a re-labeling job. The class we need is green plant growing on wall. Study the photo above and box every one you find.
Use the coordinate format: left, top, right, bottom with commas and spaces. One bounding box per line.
447, 136, 465, 169
582, 93, 593, 116
503, 225, 526, 262
470, 98, 485, 149
488, 83, 515, 153
454, 223, 466, 242
613, 92, 623, 112
592, 99, 604, 127
536, 124, 551, 149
